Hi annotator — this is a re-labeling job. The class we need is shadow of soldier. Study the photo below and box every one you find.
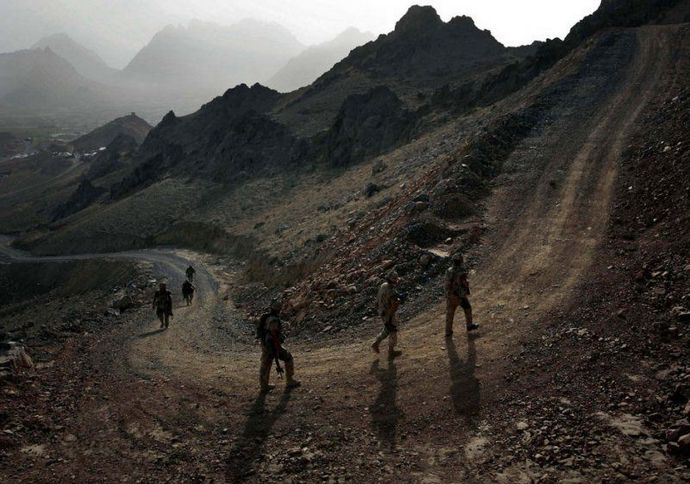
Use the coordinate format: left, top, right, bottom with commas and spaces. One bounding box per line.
369, 359, 402, 452
225, 388, 293, 482
136, 327, 166, 339
447, 333, 480, 428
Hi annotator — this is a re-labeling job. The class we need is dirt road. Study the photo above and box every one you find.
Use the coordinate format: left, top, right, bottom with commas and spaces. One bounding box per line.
0, 26, 682, 482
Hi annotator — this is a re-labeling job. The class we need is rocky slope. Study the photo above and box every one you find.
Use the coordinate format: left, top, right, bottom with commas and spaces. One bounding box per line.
72, 6, 533, 203
273, 5, 525, 136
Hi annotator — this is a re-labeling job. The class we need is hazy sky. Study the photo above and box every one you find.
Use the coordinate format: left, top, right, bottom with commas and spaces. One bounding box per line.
168, 0, 602, 46
0, 0, 602, 67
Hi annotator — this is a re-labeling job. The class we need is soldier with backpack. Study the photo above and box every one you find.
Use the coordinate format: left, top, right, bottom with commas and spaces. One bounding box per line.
182, 280, 195, 306
371, 269, 403, 359
152, 282, 173, 329
257, 299, 301, 392
186, 265, 196, 282
445, 253, 479, 337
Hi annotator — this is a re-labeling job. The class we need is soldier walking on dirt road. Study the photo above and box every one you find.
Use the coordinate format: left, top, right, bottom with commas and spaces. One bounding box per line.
445, 253, 479, 337
186, 265, 196, 282
152, 283, 173, 329
371, 269, 403, 359
257, 299, 301, 392
182, 280, 195, 306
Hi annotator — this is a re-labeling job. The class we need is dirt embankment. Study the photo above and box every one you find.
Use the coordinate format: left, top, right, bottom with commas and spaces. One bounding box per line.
0, 258, 148, 354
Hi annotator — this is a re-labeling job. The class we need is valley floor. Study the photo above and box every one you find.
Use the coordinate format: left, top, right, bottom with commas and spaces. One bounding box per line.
1, 25, 690, 483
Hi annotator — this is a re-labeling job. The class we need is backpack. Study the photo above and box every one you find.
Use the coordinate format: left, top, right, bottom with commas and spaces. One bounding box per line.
256, 313, 283, 346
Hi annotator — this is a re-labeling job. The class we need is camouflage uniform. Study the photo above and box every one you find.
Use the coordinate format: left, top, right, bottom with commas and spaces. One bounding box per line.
445, 258, 474, 335
258, 312, 299, 390
372, 280, 400, 355
186, 266, 195, 282
153, 287, 173, 328
182, 280, 194, 305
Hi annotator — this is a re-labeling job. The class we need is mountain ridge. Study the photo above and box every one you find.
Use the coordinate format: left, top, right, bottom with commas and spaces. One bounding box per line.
32, 33, 116, 82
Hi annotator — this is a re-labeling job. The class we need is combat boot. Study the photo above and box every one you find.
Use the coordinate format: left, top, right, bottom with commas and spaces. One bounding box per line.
286, 379, 301, 389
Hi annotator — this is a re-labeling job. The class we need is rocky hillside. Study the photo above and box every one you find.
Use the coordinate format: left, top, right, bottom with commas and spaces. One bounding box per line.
70, 113, 152, 152
110, 83, 308, 197
273, 5, 525, 136
101, 6, 532, 198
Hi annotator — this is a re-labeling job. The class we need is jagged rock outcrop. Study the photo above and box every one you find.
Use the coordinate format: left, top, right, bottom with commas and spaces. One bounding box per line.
316, 6, 510, 85
111, 84, 308, 197
322, 86, 416, 166
52, 179, 105, 221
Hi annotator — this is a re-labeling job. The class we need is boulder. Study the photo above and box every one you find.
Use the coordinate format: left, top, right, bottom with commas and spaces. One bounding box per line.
364, 182, 381, 198
666, 419, 690, 442
371, 159, 387, 175
112, 294, 135, 312
419, 253, 433, 268
670, 306, 690, 323
0, 342, 34, 372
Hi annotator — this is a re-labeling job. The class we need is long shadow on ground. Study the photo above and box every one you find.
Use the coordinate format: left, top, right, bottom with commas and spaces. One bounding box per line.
136, 328, 166, 339
225, 389, 293, 482
370, 359, 402, 451
447, 333, 480, 427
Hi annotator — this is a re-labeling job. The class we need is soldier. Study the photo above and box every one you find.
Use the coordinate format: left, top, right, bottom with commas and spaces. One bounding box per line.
186, 265, 196, 282
257, 299, 301, 392
445, 253, 479, 337
152, 282, 173, 329
182, 280, 195, 306
371, 269, 403, 359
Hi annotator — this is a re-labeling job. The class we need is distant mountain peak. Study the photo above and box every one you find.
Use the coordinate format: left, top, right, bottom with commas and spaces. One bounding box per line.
32, 32, 113, 81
